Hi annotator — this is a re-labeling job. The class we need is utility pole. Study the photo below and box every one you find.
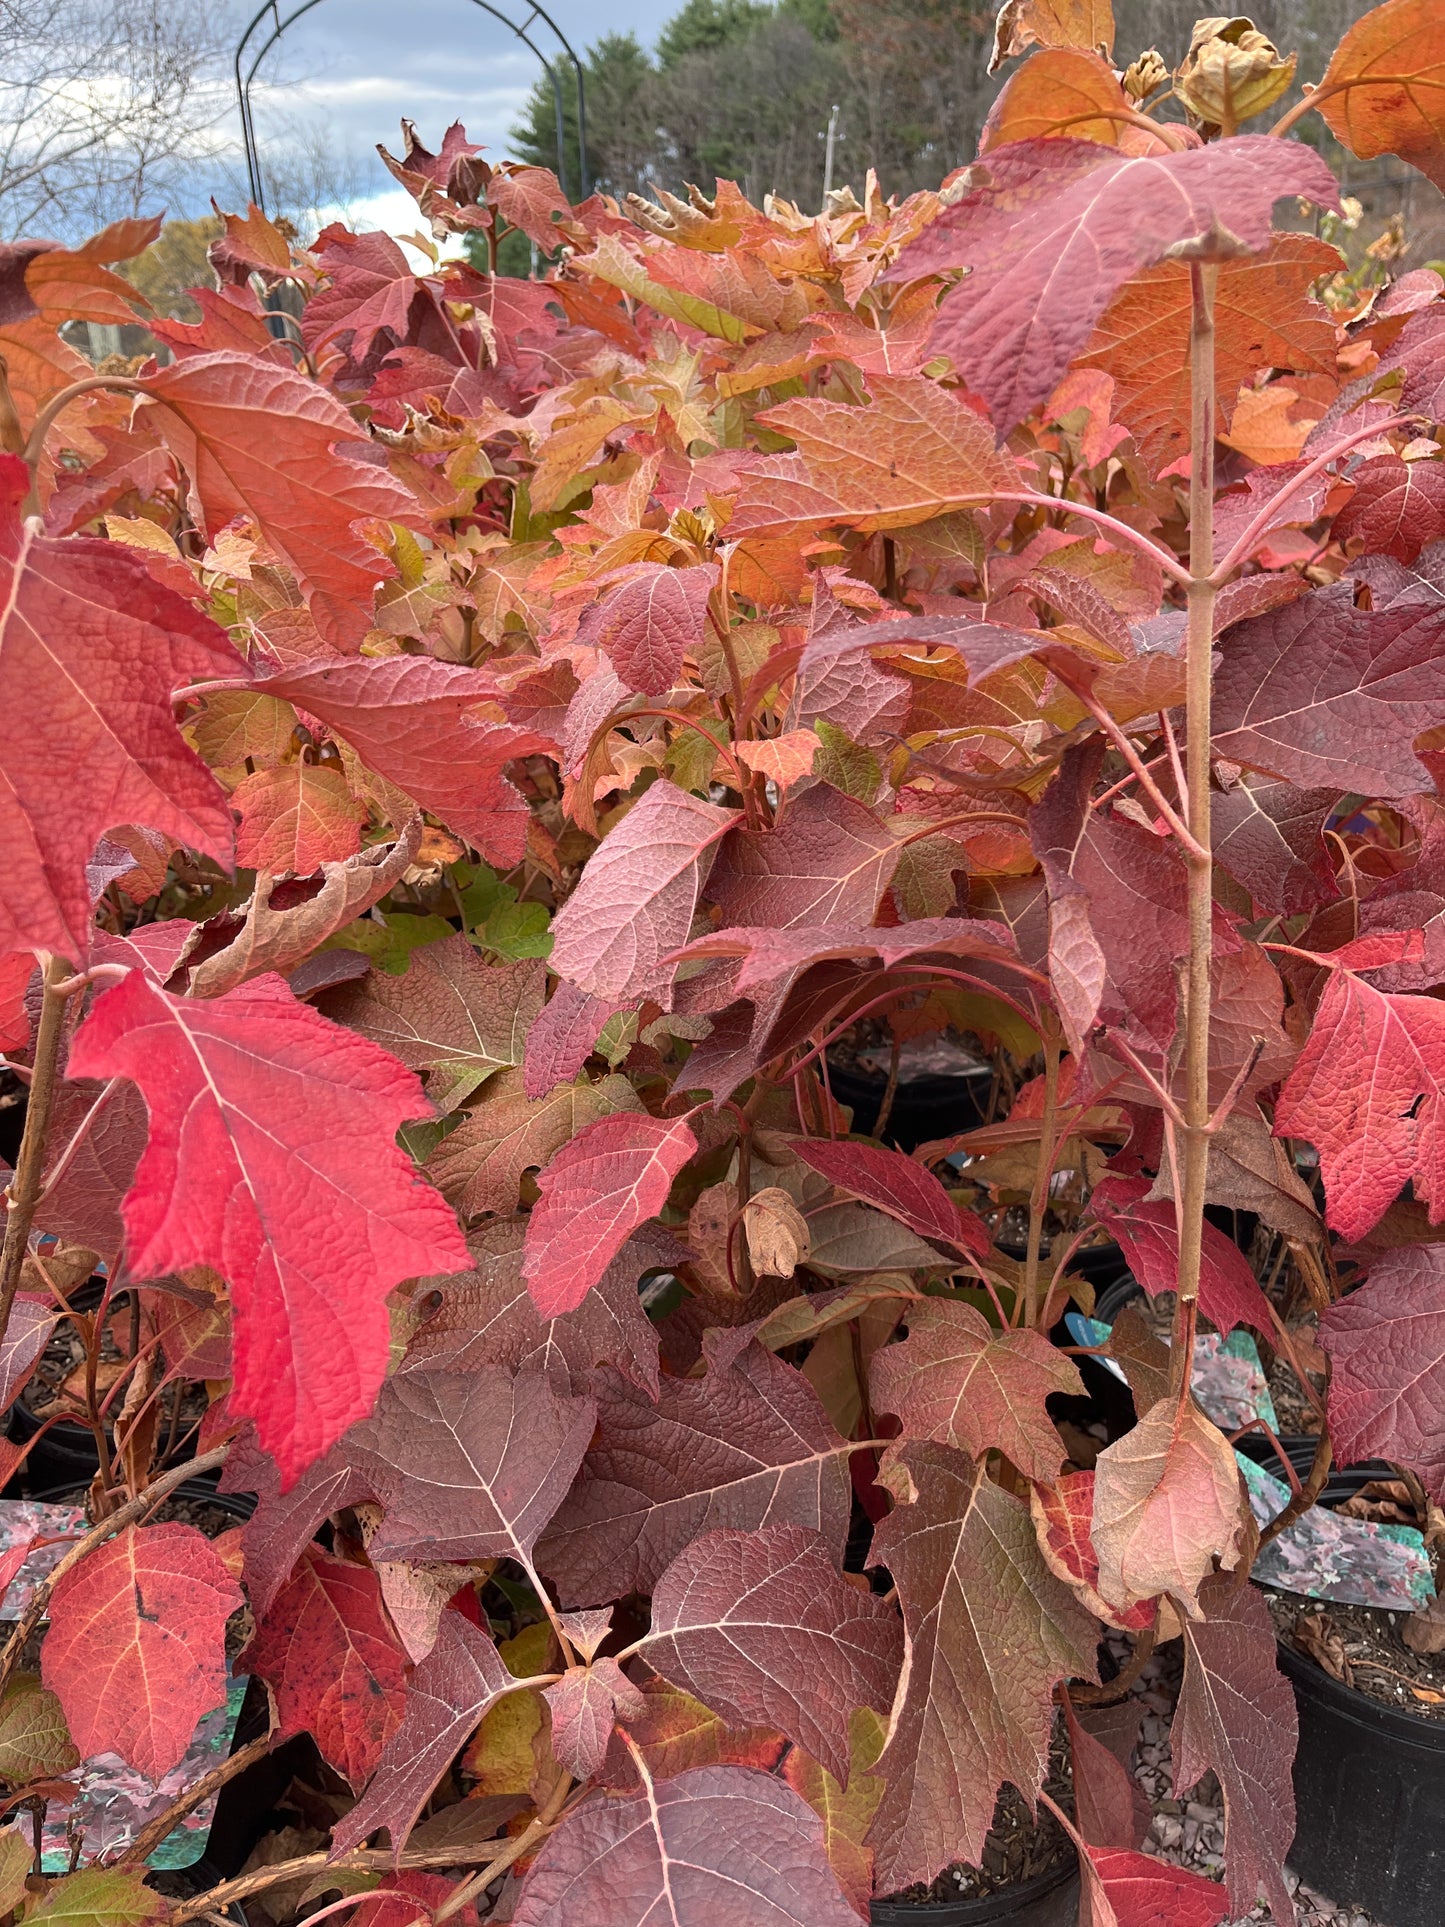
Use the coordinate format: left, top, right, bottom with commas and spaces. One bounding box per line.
821, 103, 841, 202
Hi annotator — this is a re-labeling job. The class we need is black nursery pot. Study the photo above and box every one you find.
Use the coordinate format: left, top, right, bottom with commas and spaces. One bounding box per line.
1278, 1637, 1445, 1927
870, 1863, 1079, 1926
10, 1280, 201, 1491
824, 1058, 993, 1151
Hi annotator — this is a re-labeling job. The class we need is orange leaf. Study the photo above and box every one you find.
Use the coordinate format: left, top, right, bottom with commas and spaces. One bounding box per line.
1317, 0, 1445, 191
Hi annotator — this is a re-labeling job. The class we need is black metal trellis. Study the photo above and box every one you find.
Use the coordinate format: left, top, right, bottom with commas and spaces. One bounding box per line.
234, 0, 589, 210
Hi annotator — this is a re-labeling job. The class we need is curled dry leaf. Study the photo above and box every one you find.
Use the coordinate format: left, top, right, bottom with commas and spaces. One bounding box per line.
741, 1186, 811, 1277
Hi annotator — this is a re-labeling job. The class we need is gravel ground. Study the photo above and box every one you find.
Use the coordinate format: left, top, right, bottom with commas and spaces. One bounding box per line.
1104, 1629, 1388, 1927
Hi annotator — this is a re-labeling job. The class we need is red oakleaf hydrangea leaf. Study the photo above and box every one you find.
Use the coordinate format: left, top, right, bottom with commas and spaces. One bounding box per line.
1318, 1242, 1445, 1500
867, 1442, 1099, 1889
793, 1140, 990, 1261
1334, 454, 1445, 564
581, 562, 720, 696
229, 1364, 596, 1610
331, 1611, 523, 1856
640, 1525, 901, 1785
0, 453, 237, 960
706, 784, 901, 931
1090, 1397, 1245, 1617
1213, 586, 1445, 797
1080, 1848, 1230, 1927
548, 780, 737, 1002
42, 1522, 242, 1779
870, 1300, 1082, 1484
406, 1218, 674, 1399
542, 1659, 647, 1780
231, 764, 366, 874
351, 1365, 597, 1567
1275, 967, 1445, 1241
889, 135, 1338, 433
1033, 744, 1237, 1051
67, 970, 469, 1483
0, 952, 35, 1050
671, 916, 1021, 996
1090, 1176, 1273, 1334
524, 1112, 697, 1316
0, 1293, 60, 1413
256, 658, 550, 866
511, 1765, 860, 1927
522, 982, 624, 1099
1029, 1471, 1156, 1633
1172, 1574, 1297, 1922
539, 1340, 852, 1604
241, 1545, 410, 1789
141, 352, 422, 649
1063, 1691, 1150, 1851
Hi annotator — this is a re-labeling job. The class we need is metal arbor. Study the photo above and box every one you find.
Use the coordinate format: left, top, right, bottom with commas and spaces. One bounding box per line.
233, 0, 589, 209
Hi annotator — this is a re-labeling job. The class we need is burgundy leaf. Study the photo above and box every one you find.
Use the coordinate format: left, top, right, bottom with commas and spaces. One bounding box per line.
0, 1294, 59, 1414
1213, 586, 1445, 797
641, 1525, 902, 1784
405, 1219, 675, 1399
511, 1764, 860, 1927
1172, 1574, 1296, 1922
1063, 1690, 1149, 1851
580, 563, 720, 696
705, 784, 902, 931
889, 135, 1338, 432
321, 936, 544, 1114
542, 1659, 647, 1780
670, 916, 1021, 995
1318, 1241, 1445, 1500
524, 1112, 697, 1316
348, 1365, 597, 1567
1211, 776, 1340, 919
330, 1612, 522, 1856
867, 1442, 1099, 1889
1334, 453, 1445, 564
548, 780, 737, 1002
539, 1339, 852, 1605
793, 1140, 990, 1261
523, 982, 625, 1099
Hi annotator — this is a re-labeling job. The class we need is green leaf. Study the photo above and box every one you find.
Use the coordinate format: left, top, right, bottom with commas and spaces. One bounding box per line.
0, 1676, 79, 1784
22, 1870, 165, 1927
812, 721, 881, 804
0, 1832, 31, 1915
323, 912, 455, 975
481, 900, 552, 961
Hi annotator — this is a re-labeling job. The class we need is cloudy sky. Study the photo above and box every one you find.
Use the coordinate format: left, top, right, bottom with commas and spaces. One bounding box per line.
242, 0, 677, 231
